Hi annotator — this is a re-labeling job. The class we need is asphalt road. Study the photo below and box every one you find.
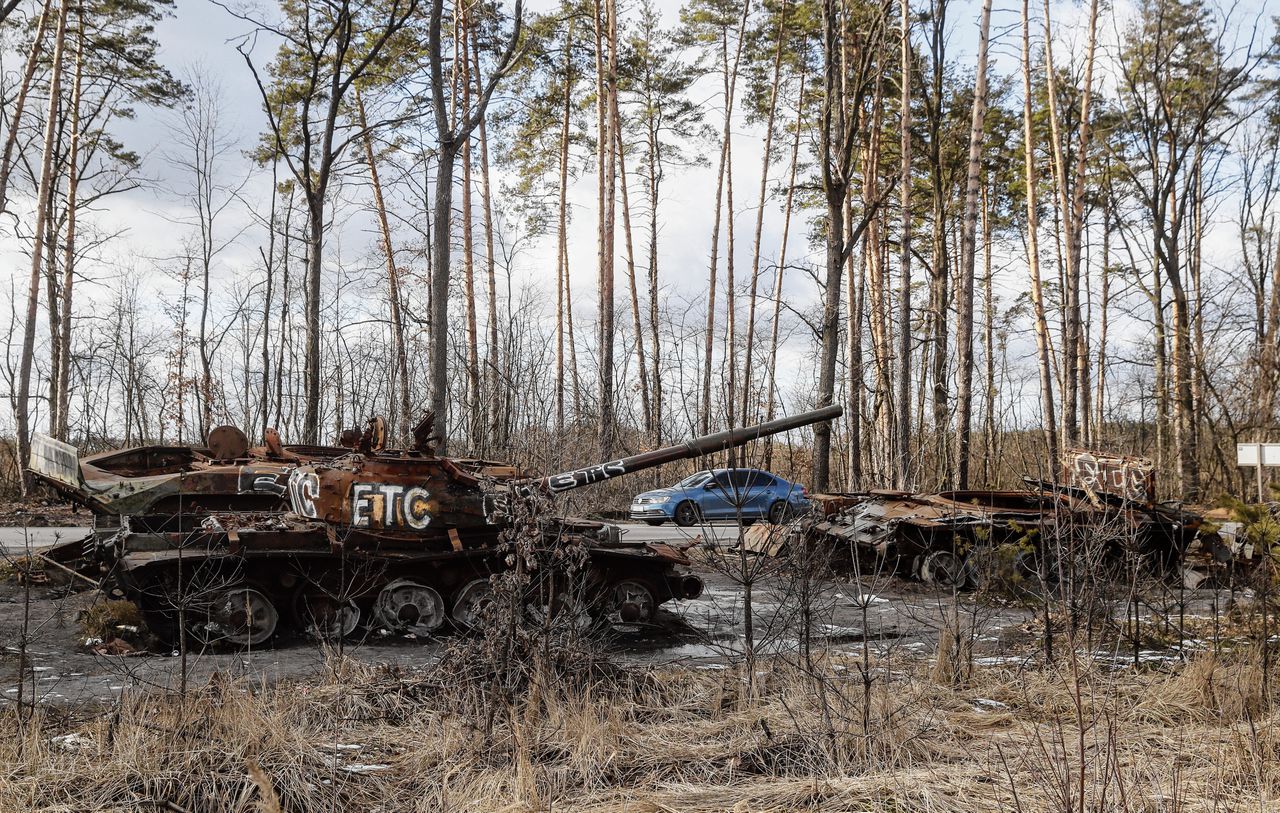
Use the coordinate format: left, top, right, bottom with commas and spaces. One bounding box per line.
0, 526, 91, 554
0, 522, 747, 555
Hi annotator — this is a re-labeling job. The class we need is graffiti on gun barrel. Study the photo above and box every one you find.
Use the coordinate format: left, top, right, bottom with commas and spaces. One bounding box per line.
546, 460, 628, 492
1063, 449, 1155, 503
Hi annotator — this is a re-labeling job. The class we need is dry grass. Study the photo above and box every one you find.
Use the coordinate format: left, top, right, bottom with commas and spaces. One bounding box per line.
2, 647, 1279, 812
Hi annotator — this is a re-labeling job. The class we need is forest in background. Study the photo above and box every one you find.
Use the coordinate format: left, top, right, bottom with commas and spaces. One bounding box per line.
0, 0, 1278, 502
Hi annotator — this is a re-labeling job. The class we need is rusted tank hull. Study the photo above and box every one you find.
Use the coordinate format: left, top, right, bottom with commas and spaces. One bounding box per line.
100, 517, 703, 645
763, 485, 1203, 588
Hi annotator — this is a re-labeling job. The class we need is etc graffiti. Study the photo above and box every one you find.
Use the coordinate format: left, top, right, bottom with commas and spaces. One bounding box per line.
1064, 451, 1154, 503
350, 483, 433, 529
287, 469, 320, 518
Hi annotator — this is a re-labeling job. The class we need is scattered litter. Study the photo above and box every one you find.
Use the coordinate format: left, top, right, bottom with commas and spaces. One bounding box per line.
319, 743, 363, 751
92, 639, 140, 656
847, 593, 888, 605
971, 698, 1009, 712
342, 764, 390, 774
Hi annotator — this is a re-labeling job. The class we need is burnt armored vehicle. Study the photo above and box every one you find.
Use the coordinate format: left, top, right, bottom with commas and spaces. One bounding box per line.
747, 449, 1222, 588
39, 407, 840, 646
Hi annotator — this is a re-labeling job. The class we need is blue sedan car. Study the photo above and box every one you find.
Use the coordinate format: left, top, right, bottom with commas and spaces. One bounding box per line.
630, 468, 809, 527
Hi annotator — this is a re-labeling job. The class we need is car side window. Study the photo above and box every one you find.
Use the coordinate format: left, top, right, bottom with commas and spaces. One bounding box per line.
746, 471, 774, 488
712, 472, 733, 489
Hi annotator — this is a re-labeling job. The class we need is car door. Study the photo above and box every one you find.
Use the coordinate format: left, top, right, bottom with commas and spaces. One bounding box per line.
717, 470, 768, 519
743, 470, 779, 516
698, 471, 736, 519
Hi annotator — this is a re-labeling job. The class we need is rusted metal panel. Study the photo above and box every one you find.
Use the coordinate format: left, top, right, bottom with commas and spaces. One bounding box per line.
1061, 449, 1156, 504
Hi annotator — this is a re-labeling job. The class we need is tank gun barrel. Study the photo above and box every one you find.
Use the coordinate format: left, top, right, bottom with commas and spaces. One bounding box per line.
531, 405, 843, 495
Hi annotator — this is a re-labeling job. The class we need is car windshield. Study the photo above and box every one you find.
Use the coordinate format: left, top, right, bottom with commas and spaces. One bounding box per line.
674, 472, 711, 489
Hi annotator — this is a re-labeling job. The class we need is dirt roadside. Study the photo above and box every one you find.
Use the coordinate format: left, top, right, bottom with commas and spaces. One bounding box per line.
0, 562, 1052, 707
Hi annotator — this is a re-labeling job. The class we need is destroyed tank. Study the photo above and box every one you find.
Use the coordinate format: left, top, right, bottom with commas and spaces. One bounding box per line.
44, 406, 840, 646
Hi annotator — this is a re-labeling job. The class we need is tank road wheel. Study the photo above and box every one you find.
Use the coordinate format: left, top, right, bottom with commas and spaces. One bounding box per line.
918, 550, 969, 590
293, 587, 361, 641
451, 579, 496, 631
674, 501, 700, 527
603, 580, 657, 625
375, 579, 445, 637
191, 587, 279, 647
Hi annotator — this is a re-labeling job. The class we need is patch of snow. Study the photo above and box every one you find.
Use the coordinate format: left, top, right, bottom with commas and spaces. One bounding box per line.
50, 733, 92, 751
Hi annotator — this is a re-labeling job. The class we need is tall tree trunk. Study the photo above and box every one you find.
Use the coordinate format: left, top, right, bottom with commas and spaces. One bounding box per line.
764, 67, 805, 470
982, 186, 996, 482
742, 0, 788, 431
259, 162, 278, 436
847, 199, 864, 487
925, 0, 950, 485
429, 138, 458, 450
472, 31, 502, 452
895, 0, 913, 489
595, 0, 618, 457
1021, 0, 1059, 473
15, 0, 70, 492
863, 72, 890, 479
702, 33, 729, 436
614, 121, 651, 435
1096, 190, 1110, 437
555, 21, 575, 434
459, 17, 481, 450
302, 194, 325, 443
1070, 0, 1099, 446
645, 87, 663, 444
952, 0, 991, 488
357, 91, 412, 437
53, 5, 84, 441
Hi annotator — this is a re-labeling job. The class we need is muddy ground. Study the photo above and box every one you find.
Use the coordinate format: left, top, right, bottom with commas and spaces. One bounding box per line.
1, 552, 1237, 708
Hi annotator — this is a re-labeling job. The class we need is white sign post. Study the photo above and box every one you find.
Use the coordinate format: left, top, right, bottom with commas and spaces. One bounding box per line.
1237, 443, 1280, 502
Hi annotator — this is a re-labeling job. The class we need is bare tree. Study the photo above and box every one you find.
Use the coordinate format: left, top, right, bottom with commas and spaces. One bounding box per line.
235, 0, 419, 444
427, 0, 523, 453
13, 0, 68, 493
952, 0, 992, 487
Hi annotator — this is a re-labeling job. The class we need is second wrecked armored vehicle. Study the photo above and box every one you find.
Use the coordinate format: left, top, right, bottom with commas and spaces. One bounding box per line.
31, 407, 841, 646
745, 449, 1233, 588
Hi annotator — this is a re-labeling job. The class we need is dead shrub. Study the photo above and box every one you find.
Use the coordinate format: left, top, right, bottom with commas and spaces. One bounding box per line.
1146, 650, 1269, 722
78, 598, 146, 642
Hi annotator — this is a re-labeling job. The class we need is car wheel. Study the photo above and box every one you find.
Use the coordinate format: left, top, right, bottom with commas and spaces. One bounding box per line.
767, 500, 791, 525
674, 500, 699, 527
644, 519, 665, 527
